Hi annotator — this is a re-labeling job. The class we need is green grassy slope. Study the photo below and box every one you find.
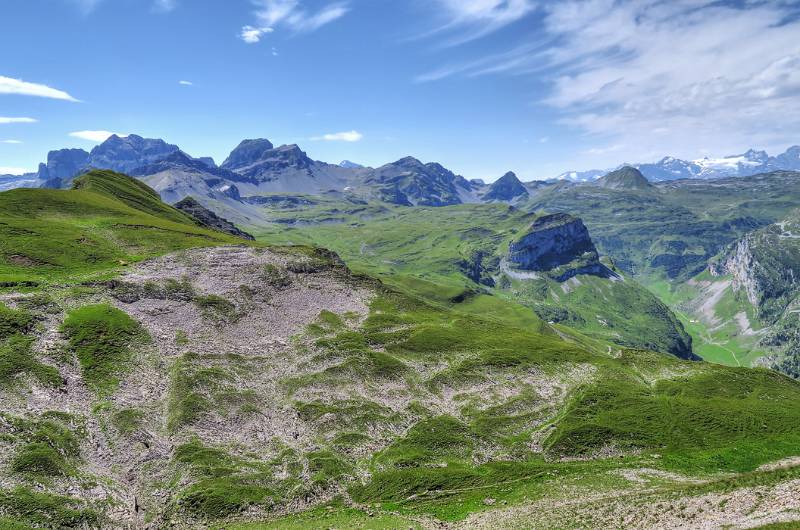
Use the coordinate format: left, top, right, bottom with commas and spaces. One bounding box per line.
0, 169, 241, 284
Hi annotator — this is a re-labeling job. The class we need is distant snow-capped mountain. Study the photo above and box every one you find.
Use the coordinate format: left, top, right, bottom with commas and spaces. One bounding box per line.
553, 169, 607, 182
558, 146, 800, 182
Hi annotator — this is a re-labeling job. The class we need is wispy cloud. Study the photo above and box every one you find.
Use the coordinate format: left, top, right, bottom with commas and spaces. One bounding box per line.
0, 117, 37, 124
178, 80, 193, 86
0, 76, 78, 102
0, 167, 32, 175
69, 130, 126, 142
240, 0, 349, 43
0, 140, 22, 144
311, 130, 363, 142
419, 0, 800, 164
423, 0, 537, 45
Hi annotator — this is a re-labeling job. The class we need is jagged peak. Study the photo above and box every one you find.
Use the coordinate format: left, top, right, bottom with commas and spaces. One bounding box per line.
393, 155, 425, 167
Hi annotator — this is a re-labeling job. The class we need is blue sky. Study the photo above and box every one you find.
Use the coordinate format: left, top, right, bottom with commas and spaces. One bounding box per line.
1, 0, 799, 180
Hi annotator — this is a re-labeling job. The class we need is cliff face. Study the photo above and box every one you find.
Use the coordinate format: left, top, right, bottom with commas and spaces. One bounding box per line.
709, 211, 800, 323
508, 213, 601, 279
709, 236, 761, 307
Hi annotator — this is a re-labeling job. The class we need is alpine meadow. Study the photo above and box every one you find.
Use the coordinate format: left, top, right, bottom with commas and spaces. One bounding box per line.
2, 1, 800, 528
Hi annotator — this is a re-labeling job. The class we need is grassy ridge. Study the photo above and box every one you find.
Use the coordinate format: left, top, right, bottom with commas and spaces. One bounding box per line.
0, 169, 242, 284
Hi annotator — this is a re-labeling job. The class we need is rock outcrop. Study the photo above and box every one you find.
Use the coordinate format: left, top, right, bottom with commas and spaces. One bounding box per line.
174, 196, 255, 240
508, 213, 604, 280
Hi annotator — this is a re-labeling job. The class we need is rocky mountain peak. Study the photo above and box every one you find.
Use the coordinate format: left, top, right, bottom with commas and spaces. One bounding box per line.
388, 156, 424, 170
596, 166, 652, 190
775, 145, 800, 168
86, 134, 180, 174
220, 138, 275, 170
198, 157, 216, 168
37, 148, 90, 187
483, 171, 528, 202
742, 149, 769, 162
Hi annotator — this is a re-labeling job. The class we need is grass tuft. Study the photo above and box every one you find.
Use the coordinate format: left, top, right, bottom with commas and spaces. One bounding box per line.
61, 304, 148, 395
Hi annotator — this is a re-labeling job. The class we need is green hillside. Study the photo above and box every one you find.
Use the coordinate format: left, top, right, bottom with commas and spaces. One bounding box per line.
0, 169, 241, 284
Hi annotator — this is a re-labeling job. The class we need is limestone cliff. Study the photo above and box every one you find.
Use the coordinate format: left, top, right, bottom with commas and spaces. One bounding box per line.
508, 213, 604, 280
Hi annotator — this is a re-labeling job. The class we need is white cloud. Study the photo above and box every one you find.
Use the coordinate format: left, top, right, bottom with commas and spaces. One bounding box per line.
240, 0, 348, 42
419, 1, 800, 165
0, 167, 32, 175
178, 80, 193, 86
0, 117, 37, 124
0, 76, 78, 102
69, 130, 126, 142
0, 140, 22, 144
240, 25, 273, 43
311, 130, 363, 142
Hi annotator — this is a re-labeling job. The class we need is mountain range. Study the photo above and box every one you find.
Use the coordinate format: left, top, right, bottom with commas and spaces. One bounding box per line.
3, 136, 798, 209
558, 146, 800, 182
